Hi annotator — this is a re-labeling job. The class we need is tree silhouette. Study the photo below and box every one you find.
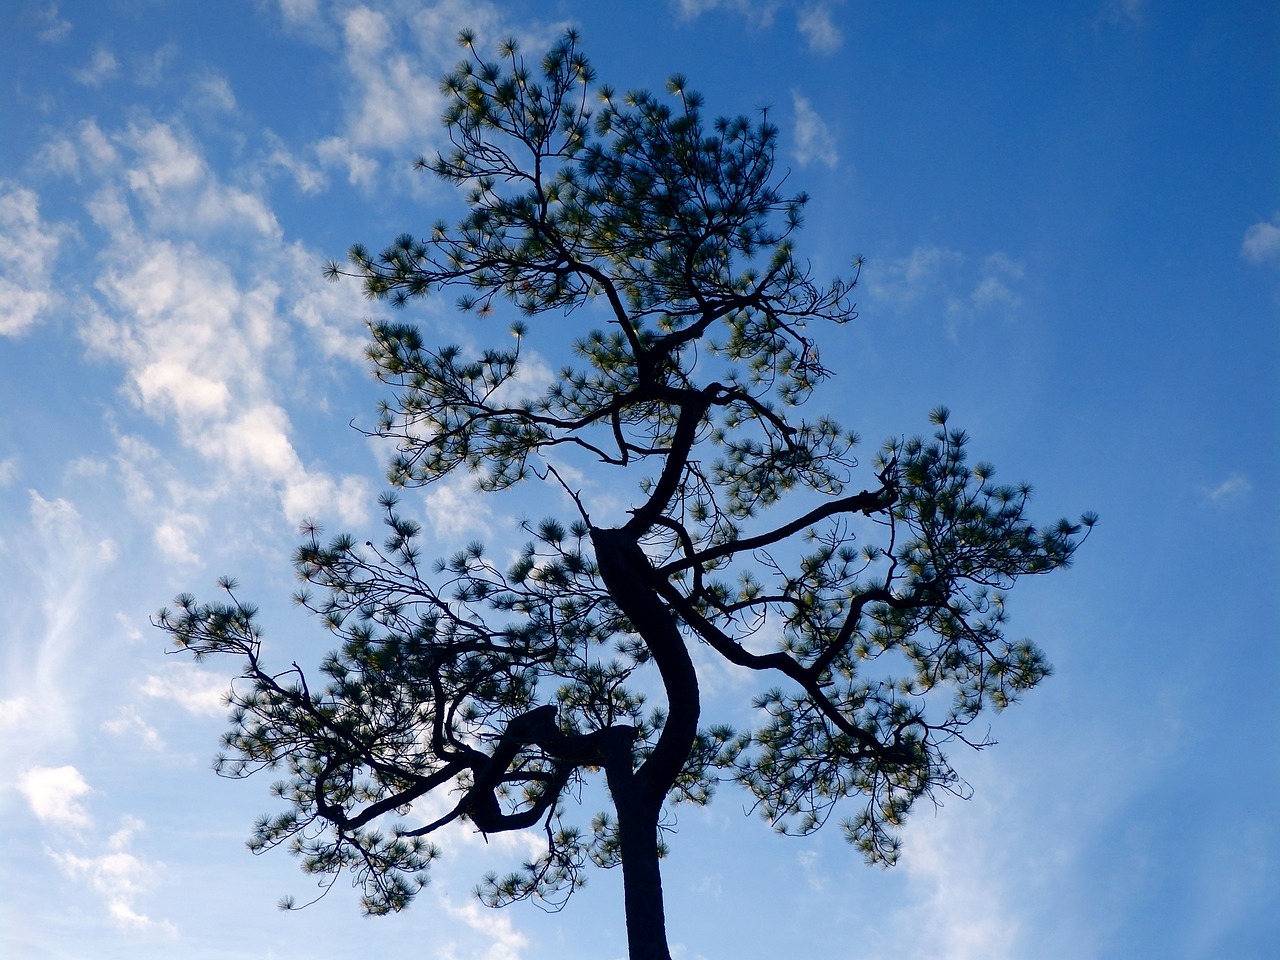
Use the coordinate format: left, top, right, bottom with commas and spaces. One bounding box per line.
157, 31, 1094, 960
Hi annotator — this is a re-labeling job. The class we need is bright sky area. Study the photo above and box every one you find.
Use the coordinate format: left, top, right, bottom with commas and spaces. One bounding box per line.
1, 2, 1277, 959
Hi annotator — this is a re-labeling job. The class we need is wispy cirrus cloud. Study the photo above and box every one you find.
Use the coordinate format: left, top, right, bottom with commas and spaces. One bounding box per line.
865, 245, 1027, 341
1200, 472, 1251, 506
0, 492, 119, 752
0, 184, 69, 336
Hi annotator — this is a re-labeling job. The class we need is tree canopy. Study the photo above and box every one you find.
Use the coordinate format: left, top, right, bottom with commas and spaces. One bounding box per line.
157, 31, 1093, 960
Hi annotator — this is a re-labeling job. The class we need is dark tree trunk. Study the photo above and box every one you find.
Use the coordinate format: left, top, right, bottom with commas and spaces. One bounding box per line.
592, 525, 702, 960
608, 768, 672, 960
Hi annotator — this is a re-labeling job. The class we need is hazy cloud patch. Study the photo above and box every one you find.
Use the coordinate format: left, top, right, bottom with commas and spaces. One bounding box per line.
265, 134, 330, 195
103, 707, 165, 750
797, 3, 843, 54
0, 492, 119, 754
0, 184, 68, 336
32, 1, 72, 43
277, 0, 323, 29
79, 175, 368, 527
1200, 472, 1251, 506
133, 42, 180, 88
672, 0, 783, 28
791, 93, 838, 168
1240, 213, 1280, 265
140, 661, 231, 716
114, 120, 280, 237
329, 6, 444, 163
189, 70, 237, 113
866, 245, 1026, 340
895, 798, 1023, 960
1098, 0, 1146, 26
424, 474, 495, 541
865, 245, 965, 307
439, 898, 529, 960
50, 816, 176, 933
73, 48, 119, 87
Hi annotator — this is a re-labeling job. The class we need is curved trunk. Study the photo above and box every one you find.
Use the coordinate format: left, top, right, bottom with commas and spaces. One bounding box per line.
592, 525, 701, 960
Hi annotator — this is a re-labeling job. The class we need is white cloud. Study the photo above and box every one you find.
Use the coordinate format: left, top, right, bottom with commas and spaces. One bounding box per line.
406, 0, 510, 66
80, 118, 121, 169
970, 253, 1025, 309
309, 0, 519, 191
0, 184, 68, 336
315, 135, 379, 187
278, 0, 322, 27
797, 4, 843, 54
1201, 472, 1251, 505
103, 707, 165, 749
134, 43, 179, 87
265, 134, 329, 195
791, 93, 838, 169
0, 457, 18, 486
28, 489, 118, 563
18, 765, 94, 828
32, 135, 80, 176
425, 473, 494, 541
33, 1, 72, 43
898, 809, 1023, 960
439, 898, 528, 960
50, 816, 176, 933
1241, 214, 1280, 265
154, 515, 203, 564
190, 71, 237, 113
672, 0, 783, 28
73, 48, 119, 87
284, 241, 372, 357
339, 7, 442, 152
140, 661, 231, 716
865, 245, 965, 307
0, 492, 119, 754
114, 121, 280, 238
866, 246, 1026, 340
78, 178, 369, 527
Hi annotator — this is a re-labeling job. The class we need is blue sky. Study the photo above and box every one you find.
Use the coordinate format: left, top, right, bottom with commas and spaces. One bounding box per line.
1, 1, 1276, 958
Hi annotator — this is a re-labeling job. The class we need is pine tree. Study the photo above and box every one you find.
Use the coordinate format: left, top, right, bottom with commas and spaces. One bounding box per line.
157, 32, 1094, 960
